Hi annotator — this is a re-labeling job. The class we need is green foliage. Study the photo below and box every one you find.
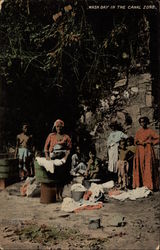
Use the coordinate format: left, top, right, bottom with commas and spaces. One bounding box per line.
0, 0, 150, 95
0, 0, 151, 144
14, 223, 81, 244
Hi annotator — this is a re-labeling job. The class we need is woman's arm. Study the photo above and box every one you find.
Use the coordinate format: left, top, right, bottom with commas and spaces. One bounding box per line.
84, 160, 91, 176
64, 149, 70, 161
151, 129, 159, 145
63, 135, 72, 161
44, 134, 51, 160
134, 131, 143, 145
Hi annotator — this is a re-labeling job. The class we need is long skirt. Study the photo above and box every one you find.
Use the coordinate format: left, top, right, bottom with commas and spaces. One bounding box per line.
108, 143, 118, 173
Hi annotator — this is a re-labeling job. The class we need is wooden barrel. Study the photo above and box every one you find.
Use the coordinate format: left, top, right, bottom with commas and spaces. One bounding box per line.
0, 153, 9, 159
0, 158, 19, 179
34, 160, 58, 184
40, 183, 57, 204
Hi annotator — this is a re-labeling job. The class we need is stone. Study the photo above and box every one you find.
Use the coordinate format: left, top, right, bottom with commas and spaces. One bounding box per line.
114, 78, 127, 88
85, 111, 96, 129
125, 105, 141, 134
116, 111, 126, 125
123, 90, 129, 99
112, 91, 119, 95
146, 84, 152, 91
107, 215, 126, 227
140, 107, 154, 121
88, 217, 101, 229
128, 73, 151, 87
80, 115, 85, 124
100, 99, 109, 110
146, 93, 153, 107
130, 87, 139, 93
133, 89, 146, 105
111, 95, 116, 101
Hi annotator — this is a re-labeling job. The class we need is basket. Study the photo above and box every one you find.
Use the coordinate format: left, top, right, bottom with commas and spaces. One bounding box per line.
0, 158, 19, 179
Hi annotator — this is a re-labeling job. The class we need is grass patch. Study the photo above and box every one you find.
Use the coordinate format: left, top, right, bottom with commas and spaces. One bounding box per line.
14, 224, 80, 245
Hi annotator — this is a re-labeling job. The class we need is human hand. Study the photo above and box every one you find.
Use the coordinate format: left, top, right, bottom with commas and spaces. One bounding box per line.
61, 158, 66, 164
46, 156, 51, 160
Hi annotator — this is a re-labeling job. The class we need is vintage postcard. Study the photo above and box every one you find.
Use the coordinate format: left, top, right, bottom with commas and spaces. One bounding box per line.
0, 0, 159, 249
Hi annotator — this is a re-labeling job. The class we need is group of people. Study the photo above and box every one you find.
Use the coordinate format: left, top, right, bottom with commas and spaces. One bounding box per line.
15, 117, 160, 195
71, 146, 102, 180
106, 117, 159, 191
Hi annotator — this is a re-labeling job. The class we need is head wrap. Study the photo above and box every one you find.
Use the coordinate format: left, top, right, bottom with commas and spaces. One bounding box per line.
54, 119, 64, 128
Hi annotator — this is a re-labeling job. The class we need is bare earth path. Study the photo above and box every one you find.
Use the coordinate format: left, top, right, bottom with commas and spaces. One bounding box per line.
0, 182, 159, 250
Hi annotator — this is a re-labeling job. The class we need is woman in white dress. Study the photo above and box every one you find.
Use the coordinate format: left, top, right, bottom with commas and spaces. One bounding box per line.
107, 122, 128, 174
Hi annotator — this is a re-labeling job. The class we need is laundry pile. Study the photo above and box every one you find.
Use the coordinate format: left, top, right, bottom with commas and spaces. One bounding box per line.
61, 181, 112, 212
109, 186, 152, 201
36, 157, 66, 174
20, 177, 40, 197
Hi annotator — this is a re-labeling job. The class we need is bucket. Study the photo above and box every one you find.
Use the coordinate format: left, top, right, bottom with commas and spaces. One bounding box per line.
40, 183, 57, 204
88, 217, 101, 229
0, 158, 19, 179
0, 153, 9, 159
71, 190, 85, 201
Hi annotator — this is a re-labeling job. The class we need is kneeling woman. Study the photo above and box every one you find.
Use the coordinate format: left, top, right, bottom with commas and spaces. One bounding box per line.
44, 119, 72, 200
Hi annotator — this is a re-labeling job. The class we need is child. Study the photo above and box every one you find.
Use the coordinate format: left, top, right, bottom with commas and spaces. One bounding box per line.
117, 139, 129, 189
15, 123, 35, 180
126, 137, 136, 188
71, 146, 87, 176
85, 148, 101, 179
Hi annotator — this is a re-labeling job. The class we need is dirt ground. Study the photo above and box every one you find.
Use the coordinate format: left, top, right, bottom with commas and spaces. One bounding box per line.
0, 181, 159, 250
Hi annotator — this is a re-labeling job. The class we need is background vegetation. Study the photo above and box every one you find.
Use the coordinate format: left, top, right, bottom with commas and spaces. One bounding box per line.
0, 0, 158, 149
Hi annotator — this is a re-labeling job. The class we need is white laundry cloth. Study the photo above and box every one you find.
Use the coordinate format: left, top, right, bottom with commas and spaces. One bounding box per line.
54, 158, 66, 166
36, 157, 66, 174
102, 180, 114, 189
71, 183, 86, 192
61, 197, 81, 212
61, 197, 102, 212
108, 143, 119, 172
110, 186, 152, 201
89, 183, 104, 202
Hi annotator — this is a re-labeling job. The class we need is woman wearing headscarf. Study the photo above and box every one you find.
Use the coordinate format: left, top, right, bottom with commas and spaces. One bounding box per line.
133, 117, 159, 190
44, 119, 72, 161
44, 119, 72, 200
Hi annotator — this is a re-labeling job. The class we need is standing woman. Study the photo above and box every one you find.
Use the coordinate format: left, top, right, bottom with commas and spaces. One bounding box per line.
133, 117, 159, 190
44, 119, 72, 200
107, 122, 128, 175
44, 119, 71, 162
